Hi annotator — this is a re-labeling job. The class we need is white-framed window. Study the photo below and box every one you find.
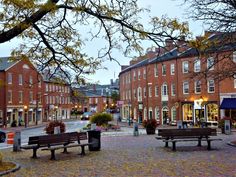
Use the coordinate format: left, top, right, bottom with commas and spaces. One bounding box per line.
133, 89, 136, 99
162, 83, 168, 96
233, 51, 236, 62
19, 91, 23, 103
162, 64, 166, 76
170, 64, 175, 75
208, 79, 215, 93
234, 79, 236, 88
8, 73, 12, 84
194, 59, 201, 72
137, 87, 142, 101
143, 87, 146, 98
148, 86, 152, 97
171, 83, 176, 96
195, 80, 201, 94
143, 107, 147, 120
8, 90, 12, 103
18, 74, 23, 85
133, 71, 136, 81
143, 69, 146, 79
171, 107, 177, 122
149, 107, 153, 119
183, 81, 189, 94
155, 107, 160, 120
138, 70, 141, 80
207, 57, 214, 70
155, 86, 158, 97
182, 61, 189, 73
154, 64, 158, 77
29, 75, 33, 85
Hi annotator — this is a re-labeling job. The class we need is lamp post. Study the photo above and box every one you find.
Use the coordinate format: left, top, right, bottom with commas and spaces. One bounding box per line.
106, 87, 109, 113
128, 101, 131, 126
74, 105, 78, 119
54, 105, 58, 120
24, 105, 28, 128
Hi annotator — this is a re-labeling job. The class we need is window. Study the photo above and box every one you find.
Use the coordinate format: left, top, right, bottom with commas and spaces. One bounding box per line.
45, 84, 48, 92
208, 79, 215, 93
171, 107, 177, 122
183, 81, 189, 94
29, 91, 33, 103
19, 91, 23, 103
133, 89, 136, 99
8, 90, 12, 103
149, 107, 153, 119
154, 64, 158, 77
148, 86, 152, 97
95, 98, 98, 104
233, 51, 236, 62
143, 69, 146, 79
162, 83, 168, 96
234, 79, 236, 88
137, 87, 142, 101
143, 87, 146, 98
29, 76, 33, 85
162, 64, 166, 76
38, 93, 42, 103
19, 74, 23, 85
8, 73, 12, 84
128, 90, 131, 100
38, 78, 42, 88
170, 64, 175, 75
194, 59, 201, 72
133, 71, 136, 81
207, 57, 214, 70
155, 86, 158, 97
155, 107, 160, 120
171, 83, 176, 96
143, 107, 147, 120
195, 80, 201, 93
138, 70, 141, 80
182, 61, 189, 73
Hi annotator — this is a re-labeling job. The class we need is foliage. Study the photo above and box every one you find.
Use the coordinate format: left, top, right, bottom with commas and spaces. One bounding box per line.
142, 119, 158, 129
90, 113, 113, 126
0, 0, 189, 84
44, 120, 66, 134
111, 92, 119, 103
218, 117, 232, 129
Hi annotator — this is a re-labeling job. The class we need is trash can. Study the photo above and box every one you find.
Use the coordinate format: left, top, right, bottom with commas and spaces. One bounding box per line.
88, 130, 101, 151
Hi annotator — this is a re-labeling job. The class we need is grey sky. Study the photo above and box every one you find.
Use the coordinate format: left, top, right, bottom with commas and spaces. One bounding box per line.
0, 0, 205, 85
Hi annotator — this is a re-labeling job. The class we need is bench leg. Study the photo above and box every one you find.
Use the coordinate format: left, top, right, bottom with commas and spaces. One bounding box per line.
32, 148, 38, 159
207, 140, 211, 150
63, 147, 68, 154
80, 145, 86, 156
165, 141, 168, 147
197, 139, 202, 147
50, 150, 56, 160
172, 142, 176, 151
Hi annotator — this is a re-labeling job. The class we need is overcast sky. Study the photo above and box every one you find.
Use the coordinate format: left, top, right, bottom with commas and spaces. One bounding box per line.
0, 0, 206, 85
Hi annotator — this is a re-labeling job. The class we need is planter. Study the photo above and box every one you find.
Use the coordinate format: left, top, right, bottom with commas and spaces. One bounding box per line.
146, 128, 156, 135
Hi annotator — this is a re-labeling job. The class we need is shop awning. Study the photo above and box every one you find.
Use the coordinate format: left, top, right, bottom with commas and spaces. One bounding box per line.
220, 98, 236, 109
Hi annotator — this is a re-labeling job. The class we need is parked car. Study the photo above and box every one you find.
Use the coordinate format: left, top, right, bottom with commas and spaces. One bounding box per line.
80, 112, 94, 120
0, 130, 6, 143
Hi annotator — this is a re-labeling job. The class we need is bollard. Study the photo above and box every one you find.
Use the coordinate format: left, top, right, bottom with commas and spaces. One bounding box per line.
7, 132, 14, 144
133, 121, 139, 136
13, 131, 21, 152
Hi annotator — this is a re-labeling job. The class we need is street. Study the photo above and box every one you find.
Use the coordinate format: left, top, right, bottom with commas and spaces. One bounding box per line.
0, 120, 89, 150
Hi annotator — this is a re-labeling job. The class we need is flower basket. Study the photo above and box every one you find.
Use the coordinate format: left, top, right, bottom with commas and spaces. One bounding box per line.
142, 119, 158, 135
44, 120, 66, 134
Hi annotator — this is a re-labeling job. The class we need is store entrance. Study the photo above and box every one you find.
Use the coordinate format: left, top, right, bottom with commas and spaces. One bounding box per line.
195, 109, 204, 123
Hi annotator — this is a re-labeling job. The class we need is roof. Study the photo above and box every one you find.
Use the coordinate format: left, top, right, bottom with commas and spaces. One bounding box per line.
0, 57, 18, 71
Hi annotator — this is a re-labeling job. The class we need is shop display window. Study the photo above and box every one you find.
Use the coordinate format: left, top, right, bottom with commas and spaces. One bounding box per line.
183, 104, 193, 121
206, 103, 218, 121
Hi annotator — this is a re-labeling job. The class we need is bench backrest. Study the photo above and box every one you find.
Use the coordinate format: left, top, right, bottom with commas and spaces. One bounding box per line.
28, 131, 88, 146
158, 128, 217, 138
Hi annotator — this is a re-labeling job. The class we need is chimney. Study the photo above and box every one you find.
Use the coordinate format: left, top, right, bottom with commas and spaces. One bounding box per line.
165, 39, 175, 51
177, 36, 188, 53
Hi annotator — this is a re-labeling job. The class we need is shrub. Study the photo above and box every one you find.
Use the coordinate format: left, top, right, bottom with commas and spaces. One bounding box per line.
142, 119, 158, 129
90, 113, 113, 126
45, 120, 66, 134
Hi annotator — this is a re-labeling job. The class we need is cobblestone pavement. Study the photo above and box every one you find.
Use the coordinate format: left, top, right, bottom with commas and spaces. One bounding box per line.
1, 129, 236, 177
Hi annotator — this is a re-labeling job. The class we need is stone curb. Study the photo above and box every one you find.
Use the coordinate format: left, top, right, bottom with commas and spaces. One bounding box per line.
227, 141, 236, 147
0, 162, 21, 176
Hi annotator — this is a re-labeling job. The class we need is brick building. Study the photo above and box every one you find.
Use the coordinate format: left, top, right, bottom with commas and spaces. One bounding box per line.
119, 32, 236, 127
0, 57, 44, 127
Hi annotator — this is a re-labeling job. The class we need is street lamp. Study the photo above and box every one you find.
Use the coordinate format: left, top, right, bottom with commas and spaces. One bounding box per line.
24, 105, 28, 128
128, 101, 131, 126
106, 87, 109, 113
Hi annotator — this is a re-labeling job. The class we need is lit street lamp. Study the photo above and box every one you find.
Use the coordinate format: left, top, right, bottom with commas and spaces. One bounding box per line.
24, 105, 28, 128
74, 105, 78, 119
54, 105, 58, 120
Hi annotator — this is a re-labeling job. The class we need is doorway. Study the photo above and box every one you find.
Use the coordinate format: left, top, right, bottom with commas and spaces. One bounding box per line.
195, 109, 204, 122
162, 107, 169, 125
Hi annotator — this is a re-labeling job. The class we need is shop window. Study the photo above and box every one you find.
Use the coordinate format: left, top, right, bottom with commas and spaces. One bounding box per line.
171, 107, 177, 122
206, 104, 218, 122
183, 104, 193, 121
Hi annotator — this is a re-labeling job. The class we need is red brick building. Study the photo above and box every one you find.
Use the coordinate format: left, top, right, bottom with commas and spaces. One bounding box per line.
119, 32, 236, 127
0, 57, 44, 127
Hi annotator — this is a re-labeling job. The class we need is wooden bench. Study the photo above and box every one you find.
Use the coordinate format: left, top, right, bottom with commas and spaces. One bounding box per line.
156, 128, 222, 151
21, 132, 93, 160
